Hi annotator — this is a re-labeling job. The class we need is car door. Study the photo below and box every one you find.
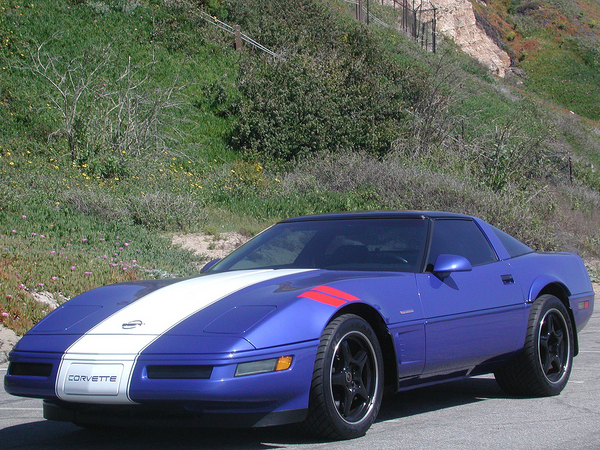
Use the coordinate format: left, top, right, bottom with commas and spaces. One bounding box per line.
416, 218, 526, 377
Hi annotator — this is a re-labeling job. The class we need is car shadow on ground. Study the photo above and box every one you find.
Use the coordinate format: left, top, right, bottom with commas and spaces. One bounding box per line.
0, 377, 505, 450
377, 375, 505, 422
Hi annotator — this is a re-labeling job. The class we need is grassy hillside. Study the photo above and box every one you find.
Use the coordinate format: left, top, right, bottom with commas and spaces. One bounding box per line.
1, 0, 600, 333
473, 0, 600, 121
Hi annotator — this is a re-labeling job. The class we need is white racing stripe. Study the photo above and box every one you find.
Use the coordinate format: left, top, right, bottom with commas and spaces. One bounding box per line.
56, 269, 311, 404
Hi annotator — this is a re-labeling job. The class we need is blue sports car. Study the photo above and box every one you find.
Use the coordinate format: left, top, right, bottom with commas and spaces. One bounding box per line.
4, 211, 595, 439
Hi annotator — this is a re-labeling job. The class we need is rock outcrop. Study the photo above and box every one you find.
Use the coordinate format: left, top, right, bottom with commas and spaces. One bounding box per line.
431, 0, 510, 76
383, 0, 511, 77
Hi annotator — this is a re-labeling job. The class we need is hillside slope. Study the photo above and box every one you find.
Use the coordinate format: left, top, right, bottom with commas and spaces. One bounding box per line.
469, 0, 600, 120
1, 0, 600, 335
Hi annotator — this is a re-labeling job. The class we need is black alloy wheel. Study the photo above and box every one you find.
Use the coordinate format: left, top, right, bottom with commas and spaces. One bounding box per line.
538, 306, 571, 384
494, 294, 574, 397
303, 314, 384, 440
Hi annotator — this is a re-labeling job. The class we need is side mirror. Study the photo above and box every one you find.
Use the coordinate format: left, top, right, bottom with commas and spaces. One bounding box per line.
432, 254, 472, 279
200, 258, 221, 273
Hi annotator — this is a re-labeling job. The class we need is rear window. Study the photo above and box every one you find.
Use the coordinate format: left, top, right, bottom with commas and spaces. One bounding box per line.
490, 226, 534, 258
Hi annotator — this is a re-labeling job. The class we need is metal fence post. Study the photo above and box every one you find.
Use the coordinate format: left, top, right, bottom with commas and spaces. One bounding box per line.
569, 155, 573, 185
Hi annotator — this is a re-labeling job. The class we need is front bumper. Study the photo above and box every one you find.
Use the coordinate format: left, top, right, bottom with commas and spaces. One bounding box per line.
5, 340, 318, 425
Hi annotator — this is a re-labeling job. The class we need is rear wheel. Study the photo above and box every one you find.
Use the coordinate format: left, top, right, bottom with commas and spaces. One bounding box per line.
494, 294, 574, 397
303, 314, 384, 440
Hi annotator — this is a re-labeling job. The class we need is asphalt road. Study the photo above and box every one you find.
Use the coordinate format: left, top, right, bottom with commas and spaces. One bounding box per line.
2, 309, 599, 450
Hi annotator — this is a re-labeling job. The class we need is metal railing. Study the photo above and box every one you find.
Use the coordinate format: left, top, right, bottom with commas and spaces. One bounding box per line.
198, 11, 284, 60
398, 0, 437, 53
199, 1, 435, 57
343, 0, 437, 53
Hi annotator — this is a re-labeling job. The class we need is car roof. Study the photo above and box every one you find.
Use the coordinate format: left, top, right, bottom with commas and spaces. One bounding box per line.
280, 211, 474, 223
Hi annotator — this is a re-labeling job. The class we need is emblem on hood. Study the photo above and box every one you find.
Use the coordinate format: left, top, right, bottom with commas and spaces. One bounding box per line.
122, 320, 144, 329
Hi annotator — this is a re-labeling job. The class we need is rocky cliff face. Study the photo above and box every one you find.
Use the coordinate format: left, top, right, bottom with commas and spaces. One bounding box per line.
383, 0, 511, 77
431, 0, 510, 76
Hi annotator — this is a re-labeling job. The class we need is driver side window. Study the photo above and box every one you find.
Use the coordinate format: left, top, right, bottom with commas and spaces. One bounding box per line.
427, 219, 497, 268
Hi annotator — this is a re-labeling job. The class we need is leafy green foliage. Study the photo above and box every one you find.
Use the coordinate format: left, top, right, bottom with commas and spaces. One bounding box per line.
227, 0, 422, 162
232, 51, 410, 161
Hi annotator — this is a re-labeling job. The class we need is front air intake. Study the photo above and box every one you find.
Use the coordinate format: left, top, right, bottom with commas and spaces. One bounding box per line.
8, 362, 53, 377
146, 365, 213, 379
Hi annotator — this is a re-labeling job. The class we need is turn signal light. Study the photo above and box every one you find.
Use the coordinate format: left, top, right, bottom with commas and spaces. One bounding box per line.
235, 356, 293, 377
275, 356, 293, 371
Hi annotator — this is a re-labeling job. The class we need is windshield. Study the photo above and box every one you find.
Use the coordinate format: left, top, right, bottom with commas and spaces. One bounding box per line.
209, 218, 428, 273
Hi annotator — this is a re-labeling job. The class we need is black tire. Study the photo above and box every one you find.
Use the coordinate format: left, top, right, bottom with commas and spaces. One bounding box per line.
302, 314, 384, 440
494, 294, 574, 397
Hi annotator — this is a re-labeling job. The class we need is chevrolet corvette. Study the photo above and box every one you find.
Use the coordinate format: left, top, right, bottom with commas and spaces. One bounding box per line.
4, 211, 595, 439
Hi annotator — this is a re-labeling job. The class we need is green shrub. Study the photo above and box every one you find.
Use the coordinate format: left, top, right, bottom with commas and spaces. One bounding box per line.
232, 51, 410, 161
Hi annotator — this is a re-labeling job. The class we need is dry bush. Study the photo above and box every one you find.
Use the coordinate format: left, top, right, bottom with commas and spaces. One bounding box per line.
394, 50, 468, 158
60, 188, 207, 232
128, 192, 208, 232
551, 184, 600, 256
19, 36, 187, 164
281, 151, 557, 250
60, 188, 132, 224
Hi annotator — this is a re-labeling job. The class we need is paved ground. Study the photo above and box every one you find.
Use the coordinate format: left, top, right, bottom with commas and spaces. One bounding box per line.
1, 308, 599, 450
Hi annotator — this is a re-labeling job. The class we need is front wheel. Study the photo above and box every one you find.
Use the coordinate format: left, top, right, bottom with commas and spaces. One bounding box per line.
494, 294, 574, 397
303, 314, 384, 440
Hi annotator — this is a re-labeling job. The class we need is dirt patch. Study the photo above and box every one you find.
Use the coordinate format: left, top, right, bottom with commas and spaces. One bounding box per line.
171, 232, 249, 262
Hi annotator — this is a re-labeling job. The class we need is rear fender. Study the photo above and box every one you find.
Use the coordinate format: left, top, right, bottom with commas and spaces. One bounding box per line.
528, 276, 579, 355
527, 275, 570, 303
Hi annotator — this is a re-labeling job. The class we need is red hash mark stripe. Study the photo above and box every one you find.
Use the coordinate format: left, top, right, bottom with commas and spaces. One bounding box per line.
297, 286, 361, 307
312, 285, 360, 302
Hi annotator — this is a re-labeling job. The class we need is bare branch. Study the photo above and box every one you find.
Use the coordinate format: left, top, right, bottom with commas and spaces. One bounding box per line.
16, 37, 189, 167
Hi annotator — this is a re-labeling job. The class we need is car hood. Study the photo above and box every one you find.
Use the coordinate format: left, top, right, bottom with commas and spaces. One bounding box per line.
16, 268, 416, 354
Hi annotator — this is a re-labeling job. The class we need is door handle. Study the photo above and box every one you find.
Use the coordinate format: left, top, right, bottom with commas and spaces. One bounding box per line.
501, 274, 515, 284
